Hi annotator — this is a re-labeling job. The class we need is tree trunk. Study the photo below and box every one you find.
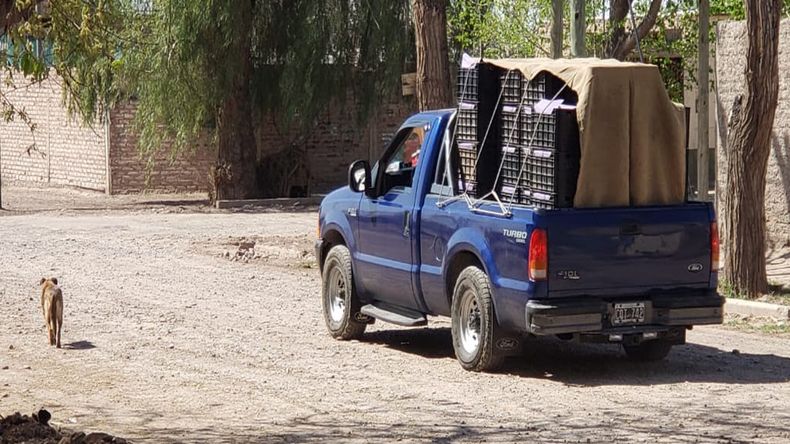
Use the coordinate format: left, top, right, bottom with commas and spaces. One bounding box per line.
412, 0, 452, 111
723, 0, 780, 298
211, 1, 257, 202
570, 0, 586, 57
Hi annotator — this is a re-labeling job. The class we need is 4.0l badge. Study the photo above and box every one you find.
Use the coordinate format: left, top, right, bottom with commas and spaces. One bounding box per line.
557, 270, 580, 280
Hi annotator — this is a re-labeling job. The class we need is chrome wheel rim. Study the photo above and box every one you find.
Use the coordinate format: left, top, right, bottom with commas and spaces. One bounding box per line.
459, 288, 481, 355
327, 265, 347, 323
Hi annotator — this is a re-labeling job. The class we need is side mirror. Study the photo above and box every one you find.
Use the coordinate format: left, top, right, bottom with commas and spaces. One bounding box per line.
348, 160, 371, 193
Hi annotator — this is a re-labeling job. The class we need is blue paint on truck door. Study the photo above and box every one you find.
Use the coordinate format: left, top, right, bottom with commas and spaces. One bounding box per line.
355, 124, 429, 310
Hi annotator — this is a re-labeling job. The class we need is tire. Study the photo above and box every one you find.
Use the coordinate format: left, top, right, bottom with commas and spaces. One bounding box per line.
321, 245, 367, 340
623, 339, 673, 362
450, 266, 505, 372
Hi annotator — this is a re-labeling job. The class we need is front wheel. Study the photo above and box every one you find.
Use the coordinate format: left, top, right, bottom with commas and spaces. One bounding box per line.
451, 266, 505, 372
623, 339, 673, 361
321, 245, 366, 340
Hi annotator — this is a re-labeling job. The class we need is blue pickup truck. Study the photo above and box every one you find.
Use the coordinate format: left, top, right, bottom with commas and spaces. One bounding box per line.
315, 109, 723, 372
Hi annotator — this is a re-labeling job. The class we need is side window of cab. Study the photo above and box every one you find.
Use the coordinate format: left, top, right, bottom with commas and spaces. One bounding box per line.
377, 126, 427, 196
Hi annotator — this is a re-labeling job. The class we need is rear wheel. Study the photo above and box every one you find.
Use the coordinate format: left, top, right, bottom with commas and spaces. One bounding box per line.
321, 245, 366, 340
451, 266, 504, 372
623, 339, 673, 361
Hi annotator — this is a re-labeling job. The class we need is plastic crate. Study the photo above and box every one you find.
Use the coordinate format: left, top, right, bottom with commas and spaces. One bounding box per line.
529, 188, 574, 209
522, 71, 576, 107
500, 70, 523, 105
525, 149, 578, 193
455, 104, 479, 141
457, 67, 480, 102
524, 112, 557, 148
458, 140, 479, 182
499, 144, 523, 186
525, 108, 579, 154
499, 184, 530, 205
523, 154, 578, 208
499, 105, 522, 146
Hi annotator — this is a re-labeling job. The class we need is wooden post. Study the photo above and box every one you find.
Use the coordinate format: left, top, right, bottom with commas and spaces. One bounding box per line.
551, 0, 563, 59
697, 0, 710, 200
570, 0, 586, 57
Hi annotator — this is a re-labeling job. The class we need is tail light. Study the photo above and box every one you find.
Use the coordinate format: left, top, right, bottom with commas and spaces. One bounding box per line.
711, 222, 720, 271
528, 228, 548, 281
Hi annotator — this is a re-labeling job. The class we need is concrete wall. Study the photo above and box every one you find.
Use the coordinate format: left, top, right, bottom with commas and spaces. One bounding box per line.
0, 74, 108, 191
716, 20, 790, 249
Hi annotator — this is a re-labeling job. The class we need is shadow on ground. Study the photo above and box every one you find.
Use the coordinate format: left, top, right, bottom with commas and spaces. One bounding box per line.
86, 404, 790, 444
62, 340, 96, 350
363, 327, 790, 386
131, 199, 211, 207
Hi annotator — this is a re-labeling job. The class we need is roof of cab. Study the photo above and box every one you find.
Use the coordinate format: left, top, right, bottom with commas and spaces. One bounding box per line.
402, 109, 455, 127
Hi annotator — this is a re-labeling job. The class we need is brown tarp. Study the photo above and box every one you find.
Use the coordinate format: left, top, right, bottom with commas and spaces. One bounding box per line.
483, 57, 686, 207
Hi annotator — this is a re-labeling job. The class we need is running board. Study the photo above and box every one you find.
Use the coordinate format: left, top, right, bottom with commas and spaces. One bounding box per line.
360, 303, 427, 327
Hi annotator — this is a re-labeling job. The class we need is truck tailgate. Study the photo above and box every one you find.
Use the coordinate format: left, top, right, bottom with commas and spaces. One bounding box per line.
544, 204, 713, 295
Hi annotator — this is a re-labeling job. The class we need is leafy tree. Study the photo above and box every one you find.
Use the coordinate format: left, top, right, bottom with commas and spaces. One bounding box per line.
3, 1, 414, 200
448, 0, 553, 58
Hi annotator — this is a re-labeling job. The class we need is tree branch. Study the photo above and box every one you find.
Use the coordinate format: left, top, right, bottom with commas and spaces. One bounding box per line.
613, 0, 663, 60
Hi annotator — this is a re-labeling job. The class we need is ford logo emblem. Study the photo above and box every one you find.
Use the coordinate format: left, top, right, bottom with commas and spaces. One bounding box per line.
688, 263, 704, 273
496, 338, 519, 350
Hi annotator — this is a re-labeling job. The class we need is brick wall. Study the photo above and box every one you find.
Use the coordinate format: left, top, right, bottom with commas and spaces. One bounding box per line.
108, 102, 216, 194
2, 70, 416, 196
256, 95, 416, 193
716, 20, 790, 249
0, 73, 107, 191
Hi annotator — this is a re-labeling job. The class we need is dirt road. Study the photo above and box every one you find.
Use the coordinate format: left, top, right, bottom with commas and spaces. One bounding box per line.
1, 208, 789, 443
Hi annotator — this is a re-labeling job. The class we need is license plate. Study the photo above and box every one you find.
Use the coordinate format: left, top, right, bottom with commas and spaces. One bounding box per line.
612, 302, 646, 325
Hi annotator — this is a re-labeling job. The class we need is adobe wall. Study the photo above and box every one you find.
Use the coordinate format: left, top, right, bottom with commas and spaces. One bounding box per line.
716, 19, 790, 249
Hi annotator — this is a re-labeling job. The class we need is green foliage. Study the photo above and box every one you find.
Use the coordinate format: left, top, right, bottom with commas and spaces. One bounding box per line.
447, 0, 790, 104
4, 0, 413, 160
49, 0, 134, 123
449, 0, 554, 58
251, 1, 413, 130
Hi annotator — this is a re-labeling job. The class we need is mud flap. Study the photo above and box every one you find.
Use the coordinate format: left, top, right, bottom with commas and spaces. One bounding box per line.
493, 324, 523, 357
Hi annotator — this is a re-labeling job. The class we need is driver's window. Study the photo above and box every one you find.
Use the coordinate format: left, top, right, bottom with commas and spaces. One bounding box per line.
379, 126, 426, 195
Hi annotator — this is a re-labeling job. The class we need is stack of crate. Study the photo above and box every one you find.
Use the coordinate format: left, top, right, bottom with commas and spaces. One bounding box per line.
455, 64, 500, 197
497, 70, 528, 204
522, 71, 580, 209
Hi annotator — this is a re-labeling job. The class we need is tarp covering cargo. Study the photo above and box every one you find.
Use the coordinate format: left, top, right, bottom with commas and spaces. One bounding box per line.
482, 57, 686, 208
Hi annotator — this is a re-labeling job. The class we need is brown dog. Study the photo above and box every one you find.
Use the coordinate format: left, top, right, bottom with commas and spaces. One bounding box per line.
39, 278, 63, 348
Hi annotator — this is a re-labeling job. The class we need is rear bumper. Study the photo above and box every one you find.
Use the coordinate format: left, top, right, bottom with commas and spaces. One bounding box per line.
525, 292, 724, 336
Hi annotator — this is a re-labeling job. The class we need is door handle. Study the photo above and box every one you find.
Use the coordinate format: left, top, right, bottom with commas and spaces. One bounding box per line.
403, 211, 410, 237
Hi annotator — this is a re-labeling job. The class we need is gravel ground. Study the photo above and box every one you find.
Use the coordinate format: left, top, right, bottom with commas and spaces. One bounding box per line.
0, 188, 789, 443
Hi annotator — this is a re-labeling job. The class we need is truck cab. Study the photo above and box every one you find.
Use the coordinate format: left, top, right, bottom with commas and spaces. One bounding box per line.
316, 109, 723, 372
